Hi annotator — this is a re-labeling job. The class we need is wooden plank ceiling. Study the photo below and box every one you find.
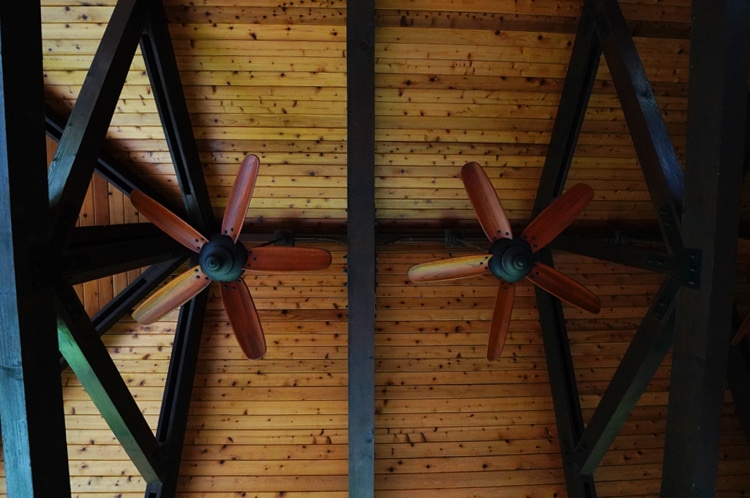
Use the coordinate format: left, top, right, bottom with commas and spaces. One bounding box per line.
1, 0, 750, 497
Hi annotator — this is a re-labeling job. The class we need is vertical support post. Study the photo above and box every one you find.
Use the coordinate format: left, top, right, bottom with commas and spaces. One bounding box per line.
0, 2, 71, 495
347, 0, 376, 496
662, 1, 749, 495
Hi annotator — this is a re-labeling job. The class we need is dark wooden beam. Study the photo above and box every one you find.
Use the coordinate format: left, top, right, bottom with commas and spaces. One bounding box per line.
88, 257, 187, 337
145, 290, 209, 498
662, 0, 749, 495
551, 232, 672, 273
61, 224, 187, 284
45, 103, 171, 206
532, 6, 600, 497
53, 258, 185, 372
54, 280, 166, 484
140, 0, 214, 235
0, 2, 71, 495
535, 275, 598, 497
590, 0, 684, 251
60, 257, 188, 371
376, 10, 691, 39
347, 0, 376, 495
536, 5, 600, 205
574, 275, 679, 474
47, 0, 147, 250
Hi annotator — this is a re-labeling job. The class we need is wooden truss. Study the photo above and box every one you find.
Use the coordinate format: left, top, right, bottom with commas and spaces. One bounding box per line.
0, 0, 748, 497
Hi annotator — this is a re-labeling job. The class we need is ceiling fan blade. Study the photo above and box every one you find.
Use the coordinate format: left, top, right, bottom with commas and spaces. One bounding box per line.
131, 189, 208, 253
521, 183, 594, 252
243, 246, 332, 272
220, 278, 267, 360
222, 154, 260, 242
408, 254, 491, 282
132, 265, 211, 324
460, 162, 513, 242
487, 281, 515, 361
526, 262, 601, 314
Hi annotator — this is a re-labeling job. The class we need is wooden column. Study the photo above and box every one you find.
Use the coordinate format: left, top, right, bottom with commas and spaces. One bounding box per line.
662, 0, 750, 495
0, 1, 70, 495
347, 0, 376, 495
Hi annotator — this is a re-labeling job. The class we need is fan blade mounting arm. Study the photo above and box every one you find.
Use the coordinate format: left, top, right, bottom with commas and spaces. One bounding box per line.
526, 262, 601, 314
132, 265, 212, 324
460, 162, 513, 242
408, 254, 491, 282
222, 154, 260, 242
521, 183, 594, 252
243, 246, 333, 272
130, 190, 209, 253
220, 279, 267, 360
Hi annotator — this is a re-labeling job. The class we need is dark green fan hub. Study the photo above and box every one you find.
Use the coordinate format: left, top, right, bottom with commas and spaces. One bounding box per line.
199, 234, 248, 282
488, 238, 533, 283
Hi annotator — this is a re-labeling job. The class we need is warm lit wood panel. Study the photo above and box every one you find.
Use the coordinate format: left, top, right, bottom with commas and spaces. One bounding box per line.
0, 1, 747, 497
374, 243, 750, 495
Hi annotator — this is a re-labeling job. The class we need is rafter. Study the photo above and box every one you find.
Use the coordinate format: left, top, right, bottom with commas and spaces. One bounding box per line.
551, 231, 672, 273
347, 0, 376, 495
54, 280, 166, 484
532, 5, 600, 496
45, 103, 171, 206
574, 276, 680, 474
141, 0, 214, 235
145, 291, 209, 498
61, 224, 187, 284
87, 257, 188, 337
590, 0, 684, 250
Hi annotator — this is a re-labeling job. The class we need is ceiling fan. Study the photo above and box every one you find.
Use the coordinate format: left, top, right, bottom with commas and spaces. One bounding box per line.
129, 154, 332, 360
408, 162, 601, 361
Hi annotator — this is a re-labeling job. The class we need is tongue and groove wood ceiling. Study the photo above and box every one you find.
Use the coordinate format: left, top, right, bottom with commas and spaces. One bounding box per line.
3, 0, 750, 497
42, 0, 699, 232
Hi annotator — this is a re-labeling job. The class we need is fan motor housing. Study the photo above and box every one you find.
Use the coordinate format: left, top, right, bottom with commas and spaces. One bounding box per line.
199, 234, 248, 282
488, 238, 533, 283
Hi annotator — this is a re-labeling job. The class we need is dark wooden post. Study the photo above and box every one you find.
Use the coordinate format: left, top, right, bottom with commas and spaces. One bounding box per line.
347, 0, 376, 495
662, 1, 750, 495
0, 1, 71, 495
